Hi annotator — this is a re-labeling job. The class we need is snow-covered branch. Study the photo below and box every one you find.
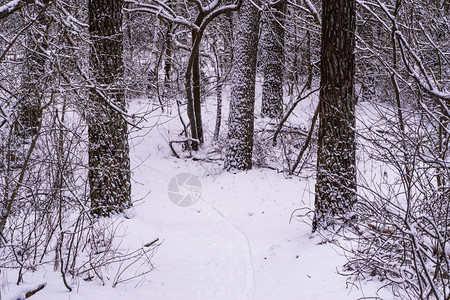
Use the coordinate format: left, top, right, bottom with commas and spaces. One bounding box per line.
395, 30, 450, 101
124, 1, 199, 31
3, 281, 47, 300
0, 0, 32, 20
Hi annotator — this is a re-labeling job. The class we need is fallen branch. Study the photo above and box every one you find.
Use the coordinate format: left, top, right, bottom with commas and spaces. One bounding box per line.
169, 138, 199, 158
0, 0, 30, 20
259, 128, 308, 136
25, 282, 46, 299
4, 281, 47, 300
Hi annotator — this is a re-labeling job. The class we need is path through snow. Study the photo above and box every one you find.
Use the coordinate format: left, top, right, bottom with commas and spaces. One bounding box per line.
4, 99, 392, 300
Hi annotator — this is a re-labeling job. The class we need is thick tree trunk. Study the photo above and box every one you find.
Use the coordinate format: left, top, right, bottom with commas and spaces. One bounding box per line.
88, 0, 131, 216
224, 0, 260, 170
261, 1, 285, 118
313, 0, 357, 231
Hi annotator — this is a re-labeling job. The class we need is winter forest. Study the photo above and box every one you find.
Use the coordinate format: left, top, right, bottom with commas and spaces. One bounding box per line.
0, 0, 449, 299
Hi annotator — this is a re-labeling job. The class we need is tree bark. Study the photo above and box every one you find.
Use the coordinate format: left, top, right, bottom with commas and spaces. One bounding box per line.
261, 1, 285, 118
164, 22, 173, 85
17, 0, 50, 137
88, 0, 131, 216
313, 0, 357, 231
224, 0, 260, 170
213, 80, 223, 141
192, 43, 203, 144
186, 16, 205, 151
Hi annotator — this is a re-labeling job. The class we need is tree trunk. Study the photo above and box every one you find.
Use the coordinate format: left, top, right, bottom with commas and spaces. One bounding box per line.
213, 79, 223, 141
185, 16, 205, 151
2, 2, 50, 237
224, 0, 260, 170
213, 12, 234, 141
192, 45, 203, 144
313, 0, 357, 231
305, 29, 313, 90
17, 1, 50, 137
261, 1, 285, 118
164, 15, 173, 86
88, 0, 131, 216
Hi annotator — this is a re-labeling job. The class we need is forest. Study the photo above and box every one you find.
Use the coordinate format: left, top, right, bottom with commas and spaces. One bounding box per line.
0, 0, 449, 299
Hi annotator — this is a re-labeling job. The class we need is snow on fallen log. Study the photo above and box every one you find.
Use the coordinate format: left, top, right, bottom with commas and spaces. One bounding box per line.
3, 281, 47, 300
0, 0, 31, 20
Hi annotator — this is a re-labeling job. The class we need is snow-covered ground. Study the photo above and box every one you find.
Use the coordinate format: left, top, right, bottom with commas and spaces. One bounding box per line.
1, 88, 394, 300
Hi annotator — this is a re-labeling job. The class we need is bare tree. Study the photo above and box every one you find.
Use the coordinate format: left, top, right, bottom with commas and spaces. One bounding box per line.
338, 0, 450, 298
0, 0, 52, 242
211, 12, 234, 141
313, 0, 357, 231
260, 1, 285, 118
88, 0, 131, 215
16, 0, 51, 138
125, 0, 241, 151
224, 0, 260, 170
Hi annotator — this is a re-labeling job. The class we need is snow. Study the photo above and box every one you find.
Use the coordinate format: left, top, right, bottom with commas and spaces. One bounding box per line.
0, 0, 21, 15
0, 87, 392, 300
3, 281, 47, 300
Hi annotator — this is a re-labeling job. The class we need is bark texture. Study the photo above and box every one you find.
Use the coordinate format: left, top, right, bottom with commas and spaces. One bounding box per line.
186, 15, 205, 151
313, 0, 357, 231
224, 0, 260, 170
261, 1, 285, 118
88, 0, 131, 216
17, 1, 50, 137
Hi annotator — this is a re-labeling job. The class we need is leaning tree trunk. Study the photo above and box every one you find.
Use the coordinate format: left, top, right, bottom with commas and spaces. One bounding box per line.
224, 0, 260, 170
88, 0, 131, 216
313, 0, 357, 231
260, 1, 285, 118
185, 17, 205, 151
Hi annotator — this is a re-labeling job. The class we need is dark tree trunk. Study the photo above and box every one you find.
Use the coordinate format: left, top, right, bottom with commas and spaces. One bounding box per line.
224, 0, 260, 170
186, 34, 203, 151
305, 29, 313, 90
17, 0, 50, 137
88, 0, 131, 216
313, 0, 357, 231
261, 1, 285, 118
360, 66, 375, 102
164, 26, 172, 84
164, 19, 173, 85
213, 81, 223, 141
192, 45, 203, 144
186, 15, 205, 151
